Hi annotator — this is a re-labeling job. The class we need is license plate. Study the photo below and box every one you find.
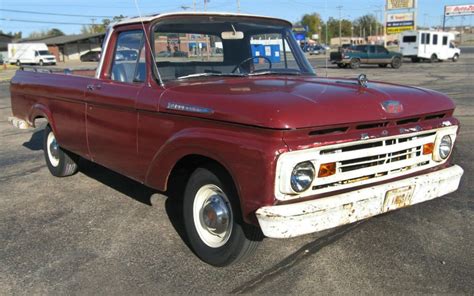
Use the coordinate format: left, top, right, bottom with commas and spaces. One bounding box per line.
383, 186, 415, 212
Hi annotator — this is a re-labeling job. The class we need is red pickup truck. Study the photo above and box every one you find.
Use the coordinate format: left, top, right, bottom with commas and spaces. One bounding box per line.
9, 12, 464, 266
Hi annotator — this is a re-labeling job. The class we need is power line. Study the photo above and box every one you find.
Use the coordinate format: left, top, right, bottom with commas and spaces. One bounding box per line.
0, 18, 95, 26
0, 8, 114, 18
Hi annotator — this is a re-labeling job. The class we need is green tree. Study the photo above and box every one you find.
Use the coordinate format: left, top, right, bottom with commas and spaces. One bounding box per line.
321, 17, 353, 43
27, 28, 64, 39
81, 15, 126, 34
300, 13, 323, 38
353, 14, 382, 37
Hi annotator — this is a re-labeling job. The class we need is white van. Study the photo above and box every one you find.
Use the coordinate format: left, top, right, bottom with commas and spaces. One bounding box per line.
8, 43, 57, 66
399, 30, 460, 62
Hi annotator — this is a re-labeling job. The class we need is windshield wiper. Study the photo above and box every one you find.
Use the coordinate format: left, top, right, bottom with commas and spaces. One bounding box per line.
248, 70, 302, 77
177, 72, 245, 80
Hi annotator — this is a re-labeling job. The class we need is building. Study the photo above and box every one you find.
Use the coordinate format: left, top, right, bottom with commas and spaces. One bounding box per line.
19, 33, 105, 62
330, 37, 365, 47
0, 33, 14, 60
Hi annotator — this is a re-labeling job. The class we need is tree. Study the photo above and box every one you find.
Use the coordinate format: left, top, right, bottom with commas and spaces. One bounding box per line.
0, 30, 22, 39
353, 14, 382, 37
28, 28, 64, 39
81, 15, 126, 34
300, 13, 323, 38
321, 17, 353, 43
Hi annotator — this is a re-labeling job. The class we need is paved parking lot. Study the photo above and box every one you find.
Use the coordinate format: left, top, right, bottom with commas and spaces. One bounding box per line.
1, 52, 473, 294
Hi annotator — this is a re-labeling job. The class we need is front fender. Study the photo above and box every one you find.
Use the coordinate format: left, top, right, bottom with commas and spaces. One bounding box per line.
144, 126, 287, 223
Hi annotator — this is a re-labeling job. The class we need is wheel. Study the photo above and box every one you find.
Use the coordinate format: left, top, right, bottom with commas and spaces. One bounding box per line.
391, 57, 402, 69
378, 64, 388, 68
39, 60, 44, 66
43, 125, 78, 177
16, 60, 21, 66
183, 166, 261, 266
411, 57, 420, 63
430, 54, 438, 63
452, 54, 459, 62
337, 63, 345, 68
350, 58, 360, 69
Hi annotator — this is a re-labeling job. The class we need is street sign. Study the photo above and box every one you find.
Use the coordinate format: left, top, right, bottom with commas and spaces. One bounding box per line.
387, 0, 415, 10
386, 12, 415, 35
445, 4, 474, 16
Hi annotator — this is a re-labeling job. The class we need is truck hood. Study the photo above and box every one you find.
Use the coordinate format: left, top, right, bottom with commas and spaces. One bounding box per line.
160, 76, 455, 129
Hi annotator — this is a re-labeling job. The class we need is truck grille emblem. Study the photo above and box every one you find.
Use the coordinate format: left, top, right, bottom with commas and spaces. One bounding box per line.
381, 100, 404, 114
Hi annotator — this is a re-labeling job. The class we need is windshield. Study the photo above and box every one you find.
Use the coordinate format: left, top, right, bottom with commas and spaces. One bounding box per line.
152, 16, 315, 82
38, 50, 52, 56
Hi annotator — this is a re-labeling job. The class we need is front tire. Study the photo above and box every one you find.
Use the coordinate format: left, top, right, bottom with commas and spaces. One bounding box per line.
39, 60, 44, 66
183, 166, 261, 266
430, 54, 438, 63
452, 54, 459, 62
43, 125, 78, 177
16, 60, 21, 66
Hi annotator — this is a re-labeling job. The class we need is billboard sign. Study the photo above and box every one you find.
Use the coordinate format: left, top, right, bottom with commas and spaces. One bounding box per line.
293, 26, 307, 41
386, 12, 415, 34
387, 0, 415, 10
445, 4, 474, 16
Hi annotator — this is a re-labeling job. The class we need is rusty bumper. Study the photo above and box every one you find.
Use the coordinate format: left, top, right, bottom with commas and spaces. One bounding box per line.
256, 165, 464, 238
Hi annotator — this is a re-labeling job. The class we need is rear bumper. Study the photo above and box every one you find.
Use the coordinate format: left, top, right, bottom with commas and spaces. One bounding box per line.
256, 165, 463, 238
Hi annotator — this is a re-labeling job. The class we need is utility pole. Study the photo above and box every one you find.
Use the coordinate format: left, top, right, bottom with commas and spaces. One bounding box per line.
237, 0, 240, 13
337, 5, 343, 46
193, 0, 196, 11
204, 0, 208, 11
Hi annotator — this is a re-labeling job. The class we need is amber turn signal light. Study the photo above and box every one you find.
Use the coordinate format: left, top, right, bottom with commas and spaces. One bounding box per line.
318, 162, 336, 178
423, 143, 435, 155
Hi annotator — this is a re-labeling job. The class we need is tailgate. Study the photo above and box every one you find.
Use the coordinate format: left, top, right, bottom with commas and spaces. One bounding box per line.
330, 52, 342, 61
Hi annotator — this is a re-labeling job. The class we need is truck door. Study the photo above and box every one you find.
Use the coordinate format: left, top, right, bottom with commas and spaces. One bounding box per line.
85, 29, 146, 179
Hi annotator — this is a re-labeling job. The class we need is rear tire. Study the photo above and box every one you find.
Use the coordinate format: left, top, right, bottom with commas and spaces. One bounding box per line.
43, 125, 78, 177
391, 57, 402, 69
337, 63, 345, 68
183, 166, 261, 266
452, 54, 459, 62
430, 54, 438, 63
350, 58, 360, 69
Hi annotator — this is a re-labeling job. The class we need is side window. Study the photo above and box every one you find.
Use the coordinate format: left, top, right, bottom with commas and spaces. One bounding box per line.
421, 33, 426, 44
368, 46, 376, 54
426, 33, 431, 45
376, 46, 388, 54
443, 36, 448, 46
433, 34, 438, 45
35, 51, 39, 57
111, 30, 145, 83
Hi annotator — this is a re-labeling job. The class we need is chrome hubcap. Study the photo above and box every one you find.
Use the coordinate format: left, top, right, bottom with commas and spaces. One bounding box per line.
47, 132, 60, 167
193, 184, 233, 248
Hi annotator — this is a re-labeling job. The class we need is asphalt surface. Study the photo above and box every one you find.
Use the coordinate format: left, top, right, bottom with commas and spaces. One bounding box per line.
1, 53, 473, 295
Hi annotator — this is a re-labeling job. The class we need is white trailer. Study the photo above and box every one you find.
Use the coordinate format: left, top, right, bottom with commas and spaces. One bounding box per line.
399, 30, 460, 62
8, 43, 57, 66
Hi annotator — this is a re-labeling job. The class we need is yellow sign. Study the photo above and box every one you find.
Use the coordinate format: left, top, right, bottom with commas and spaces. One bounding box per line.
387, 0, 415, 10
387, 26, 415, 34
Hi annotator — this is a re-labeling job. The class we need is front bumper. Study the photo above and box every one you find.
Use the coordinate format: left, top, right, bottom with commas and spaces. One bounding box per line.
256, 165, 464, 238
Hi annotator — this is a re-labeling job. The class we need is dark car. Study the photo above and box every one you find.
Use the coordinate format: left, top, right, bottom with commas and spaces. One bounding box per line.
80, 50, 101, 62
330, 44, 402, 69
309, 45, 327, 55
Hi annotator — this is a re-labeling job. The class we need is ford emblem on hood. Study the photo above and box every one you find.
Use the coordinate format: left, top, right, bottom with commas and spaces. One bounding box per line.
381, 100, 404, 114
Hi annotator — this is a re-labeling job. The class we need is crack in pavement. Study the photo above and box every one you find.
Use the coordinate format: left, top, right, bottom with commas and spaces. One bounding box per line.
231, 221, 364, 294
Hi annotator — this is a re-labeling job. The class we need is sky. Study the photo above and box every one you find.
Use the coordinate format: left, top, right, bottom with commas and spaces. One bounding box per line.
1, 0, 473, 36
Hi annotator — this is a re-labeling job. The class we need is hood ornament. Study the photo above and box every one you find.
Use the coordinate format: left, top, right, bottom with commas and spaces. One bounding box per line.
358, 74, 368, 88
381, 100, 404, 114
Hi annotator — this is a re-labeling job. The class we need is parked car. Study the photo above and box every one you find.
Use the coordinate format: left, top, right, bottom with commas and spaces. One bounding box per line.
115, 49, 138, 61
399, 30, 460, 62
80, 50, 101, 62
156, 50, 172, 57
9, 12, 463, 267
330, 44, 403, 69
309, 45, 326, 55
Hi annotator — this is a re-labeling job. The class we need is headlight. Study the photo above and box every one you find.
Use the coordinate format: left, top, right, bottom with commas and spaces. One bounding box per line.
438, 135, 453, 160
290, 162, 315, 193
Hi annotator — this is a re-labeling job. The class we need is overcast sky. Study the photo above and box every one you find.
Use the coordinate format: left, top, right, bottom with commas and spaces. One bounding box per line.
1, 0, 473, 36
